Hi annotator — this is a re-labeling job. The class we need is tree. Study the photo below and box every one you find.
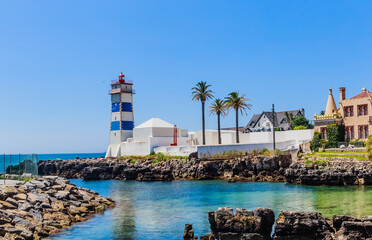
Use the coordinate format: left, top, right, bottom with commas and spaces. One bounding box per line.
284, 112, 295, 130
293, 116, 310, 129
225, 92, 252, 144
209, 99, 227, 144
325, 124, 342, 148
320, 110, 325, 115
367, 135, 372, 160
310, 132, 322, 151
192, 81, 214, 145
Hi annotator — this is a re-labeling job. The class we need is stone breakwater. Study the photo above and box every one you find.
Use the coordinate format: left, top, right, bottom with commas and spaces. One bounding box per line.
285, 159, 372, 185
0, 176, 115, 240
184, 207, 372, 240
37, 155, 292, 182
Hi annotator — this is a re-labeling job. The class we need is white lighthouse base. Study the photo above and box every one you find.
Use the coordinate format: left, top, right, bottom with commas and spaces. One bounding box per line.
105, 144, 121, 158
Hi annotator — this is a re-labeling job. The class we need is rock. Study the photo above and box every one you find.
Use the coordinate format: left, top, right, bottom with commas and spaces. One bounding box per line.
13, 194, 27, 201
0, 210, 13, 224
273, 211, 333, 239
55, 191, 70, 200
13, 217, 35, 231
183, 224, 195, 240
0, 200, 17, 209
333, 215, 361, 231
207, 207, 275, 239
0, 186, 19, 199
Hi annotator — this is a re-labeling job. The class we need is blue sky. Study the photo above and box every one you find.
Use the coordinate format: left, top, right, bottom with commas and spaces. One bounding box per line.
1, 1, 372, 153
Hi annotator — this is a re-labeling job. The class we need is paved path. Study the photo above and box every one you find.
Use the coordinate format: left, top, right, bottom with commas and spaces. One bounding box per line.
0, 179, 22, 186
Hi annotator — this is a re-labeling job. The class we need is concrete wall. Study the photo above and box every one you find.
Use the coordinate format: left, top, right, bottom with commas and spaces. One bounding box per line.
194, 129, 314, 146
154, 145, 197, 156
197, 141, 296, 158
120, 141, 149, 156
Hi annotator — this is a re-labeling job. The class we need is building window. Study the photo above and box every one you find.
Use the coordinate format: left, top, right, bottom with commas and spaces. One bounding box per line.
359, 125, 369, 139
345, 126, 354, 141
344, 106, 354, 117
358, 105, 368, 116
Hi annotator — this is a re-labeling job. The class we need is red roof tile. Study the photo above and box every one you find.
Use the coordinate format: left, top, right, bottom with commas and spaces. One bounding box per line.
350, 90, 372, 99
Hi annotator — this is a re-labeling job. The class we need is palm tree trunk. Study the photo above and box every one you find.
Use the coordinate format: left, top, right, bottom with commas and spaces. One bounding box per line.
202, 101, 206, 145
218, 113, 221, 144
235, 109, 239, 143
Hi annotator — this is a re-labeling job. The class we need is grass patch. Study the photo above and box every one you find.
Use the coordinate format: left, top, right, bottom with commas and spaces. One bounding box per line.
306, 153, 368, 161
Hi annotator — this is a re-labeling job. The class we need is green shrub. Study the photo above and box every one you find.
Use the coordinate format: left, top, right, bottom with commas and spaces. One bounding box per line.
367, 135, 372, 160
294, 125, 307, 130
274, 149, 283, 156
349, 140, 365, 147
310, 132, 322, 151
149, 150, 156, 156
304, 159, 312, 164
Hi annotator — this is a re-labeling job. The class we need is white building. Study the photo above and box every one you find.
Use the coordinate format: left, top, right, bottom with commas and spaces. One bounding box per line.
106, 118, 191, 157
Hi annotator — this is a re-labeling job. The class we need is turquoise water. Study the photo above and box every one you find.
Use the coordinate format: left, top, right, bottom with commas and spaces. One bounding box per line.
48, 180, 372, 240
37, 153, 106, 161
1, 153, 105, 173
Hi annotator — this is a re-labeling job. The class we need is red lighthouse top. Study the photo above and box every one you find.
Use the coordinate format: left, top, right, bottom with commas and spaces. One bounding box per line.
118, 72, 125, 83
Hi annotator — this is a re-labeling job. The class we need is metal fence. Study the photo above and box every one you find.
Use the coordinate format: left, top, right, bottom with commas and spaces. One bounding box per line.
1, 154, 38, 179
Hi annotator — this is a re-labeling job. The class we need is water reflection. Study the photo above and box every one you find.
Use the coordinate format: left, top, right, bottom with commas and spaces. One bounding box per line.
49, 180, 372, 240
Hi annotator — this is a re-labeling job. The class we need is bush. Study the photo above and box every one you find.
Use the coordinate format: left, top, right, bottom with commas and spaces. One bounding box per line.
349, 139, 365, 147
274, 149, 283, 156
294, 125, 307, 130
367, 135, 372, 160
149, 150, 156, 156
310, 132, 322, 151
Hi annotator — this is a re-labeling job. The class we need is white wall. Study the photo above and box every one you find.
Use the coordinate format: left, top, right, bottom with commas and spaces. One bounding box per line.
197, 141, 296, 158
120, 141, 149, 156
194, 129, 314, 146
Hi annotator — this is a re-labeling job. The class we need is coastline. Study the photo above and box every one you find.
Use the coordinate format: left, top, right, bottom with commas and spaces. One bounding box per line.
37, 155, 372, 186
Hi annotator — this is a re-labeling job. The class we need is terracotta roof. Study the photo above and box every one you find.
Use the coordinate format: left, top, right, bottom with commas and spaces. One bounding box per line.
350, 90, 372, 99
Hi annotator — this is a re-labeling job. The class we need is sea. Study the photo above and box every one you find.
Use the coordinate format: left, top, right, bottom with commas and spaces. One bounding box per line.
47, 180, 372, 240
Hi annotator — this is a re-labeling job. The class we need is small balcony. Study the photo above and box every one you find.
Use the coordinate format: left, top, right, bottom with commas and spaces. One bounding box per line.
109, 88, 136, 95
111, 79, 133, 85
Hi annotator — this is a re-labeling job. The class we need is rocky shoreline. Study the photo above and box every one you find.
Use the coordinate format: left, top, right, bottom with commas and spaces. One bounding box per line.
37, 155, 372, 185
37, 155, 292, 182
184, 207, 372, 240
0, 176, 115, 239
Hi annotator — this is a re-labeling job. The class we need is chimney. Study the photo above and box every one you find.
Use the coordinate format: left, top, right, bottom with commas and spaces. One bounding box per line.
339, 87, 346, 102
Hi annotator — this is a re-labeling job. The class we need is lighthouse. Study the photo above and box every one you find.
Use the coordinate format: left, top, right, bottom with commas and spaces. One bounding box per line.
106, 72, 135, 157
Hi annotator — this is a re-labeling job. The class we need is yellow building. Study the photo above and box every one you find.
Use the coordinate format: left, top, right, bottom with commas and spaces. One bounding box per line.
314, 87, 372, 141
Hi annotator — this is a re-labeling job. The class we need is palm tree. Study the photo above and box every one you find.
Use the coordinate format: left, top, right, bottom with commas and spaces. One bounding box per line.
192, 81, 214, 145
284, 112, 294, 130
209, 99, 227, 144
225, 92, 252, 144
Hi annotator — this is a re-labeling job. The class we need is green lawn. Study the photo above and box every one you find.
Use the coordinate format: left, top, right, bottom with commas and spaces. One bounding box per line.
306, 152, 368, 161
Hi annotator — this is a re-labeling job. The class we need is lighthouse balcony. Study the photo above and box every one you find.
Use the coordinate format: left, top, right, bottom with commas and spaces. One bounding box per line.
109, 88, 136, 95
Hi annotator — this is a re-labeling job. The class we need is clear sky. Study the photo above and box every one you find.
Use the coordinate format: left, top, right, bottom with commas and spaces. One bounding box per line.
1, 1, 372, 153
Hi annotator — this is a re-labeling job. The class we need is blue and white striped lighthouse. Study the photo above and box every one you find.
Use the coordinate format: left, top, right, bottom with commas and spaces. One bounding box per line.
106, 72, 135, 157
